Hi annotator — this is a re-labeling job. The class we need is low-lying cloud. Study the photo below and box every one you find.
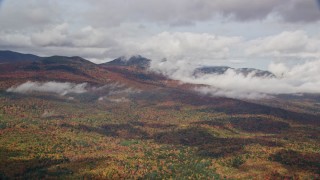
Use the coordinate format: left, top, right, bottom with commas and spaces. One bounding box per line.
7, 81, 88, 95
152, 60, 320, 99
94, 83, 141, 102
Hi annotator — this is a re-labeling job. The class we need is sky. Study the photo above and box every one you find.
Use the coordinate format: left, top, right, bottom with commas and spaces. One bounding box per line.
1, 0, 320, 99
0, 0, 319, 68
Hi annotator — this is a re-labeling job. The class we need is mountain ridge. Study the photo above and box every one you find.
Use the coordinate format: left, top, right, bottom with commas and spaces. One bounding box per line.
0, 50, 42, 63
194, 66, 275, 78
0, 50, 275, 78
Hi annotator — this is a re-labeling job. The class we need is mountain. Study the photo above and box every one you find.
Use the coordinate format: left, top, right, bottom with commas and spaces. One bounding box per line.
194, 66, 230, 75
0, 50, 41, 63
0, 50, 319, 179
235, 68, 275, 78
0, 52, 169, 89
194, 66, 275, 78
102, 55, 151, 69
0, 50, 97, 66
0, 54, 111, 88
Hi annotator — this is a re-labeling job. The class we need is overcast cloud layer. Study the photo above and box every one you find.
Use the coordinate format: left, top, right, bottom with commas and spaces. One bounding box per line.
0, 0, 319, 64
1, 0, 320, 99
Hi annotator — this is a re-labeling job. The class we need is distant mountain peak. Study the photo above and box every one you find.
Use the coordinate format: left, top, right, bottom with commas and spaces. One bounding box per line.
102, 55, 151, 69
194, 66, 276, 78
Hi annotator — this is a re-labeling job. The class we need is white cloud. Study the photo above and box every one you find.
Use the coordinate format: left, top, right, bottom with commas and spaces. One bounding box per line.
159, 60, 320, 99
95, 83, 141, 95
113, 32, 242, 61
1, 25, 320, 67
246, 31, 320, 58
270, 60, 320, 84
0, 33, 32, 48
93, 83, 141, 102
268, 63, 289, 77
0, 24, 116, 60
30, 23, 70, 47
0, 26, 243, 63
0, 0, 62, 30
7, 81, 88, 96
